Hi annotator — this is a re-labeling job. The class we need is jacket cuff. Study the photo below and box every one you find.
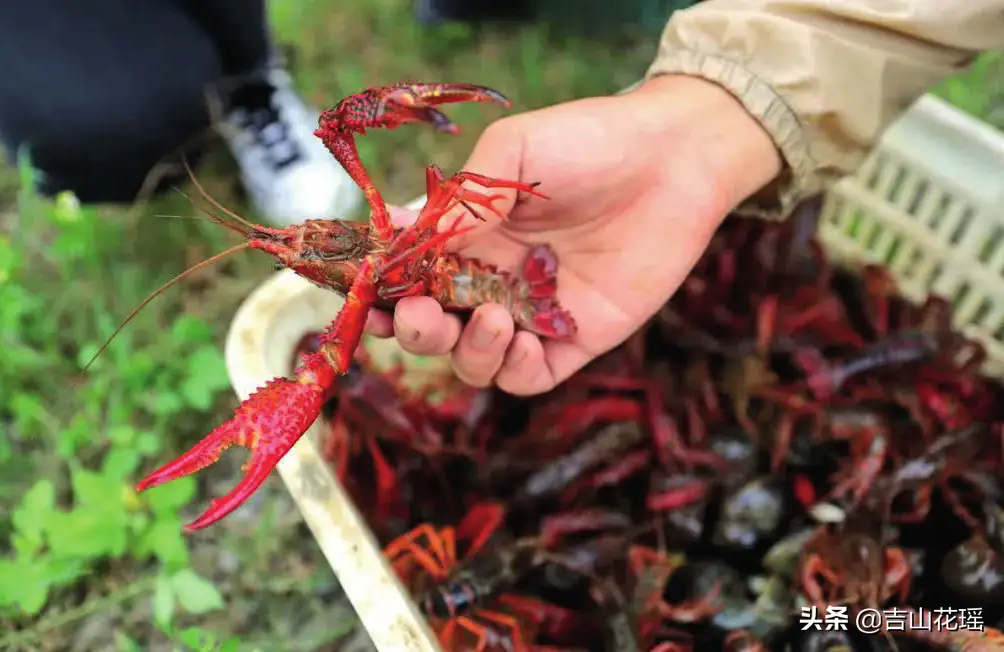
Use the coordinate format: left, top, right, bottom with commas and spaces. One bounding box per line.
645, 48, 815, 221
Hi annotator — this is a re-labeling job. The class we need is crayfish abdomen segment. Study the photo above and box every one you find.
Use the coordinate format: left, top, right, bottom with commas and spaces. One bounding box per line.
432, 245, 577, 340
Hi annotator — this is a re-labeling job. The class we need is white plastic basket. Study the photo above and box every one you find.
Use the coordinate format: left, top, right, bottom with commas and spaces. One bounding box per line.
820, 94, 1004, 376
224, 94, 1004, 651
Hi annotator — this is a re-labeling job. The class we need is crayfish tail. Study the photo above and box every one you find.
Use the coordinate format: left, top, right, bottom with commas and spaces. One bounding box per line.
137, 354, 337, 530
517, 244, 577, 340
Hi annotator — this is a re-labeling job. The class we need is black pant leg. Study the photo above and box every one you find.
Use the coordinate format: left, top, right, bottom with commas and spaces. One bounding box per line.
175, 0, 273, 76
0, 0, 224, 202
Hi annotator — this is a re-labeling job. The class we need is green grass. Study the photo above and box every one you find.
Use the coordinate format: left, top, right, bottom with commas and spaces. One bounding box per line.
0, 1, 999, 649
931, 50, 1004, 130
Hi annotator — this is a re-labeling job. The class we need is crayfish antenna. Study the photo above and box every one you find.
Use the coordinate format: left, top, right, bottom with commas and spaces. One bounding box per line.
181, 158, 261, 233
82, 241, 250, 371
137, 352, 339, 530
84, 160, 272, 372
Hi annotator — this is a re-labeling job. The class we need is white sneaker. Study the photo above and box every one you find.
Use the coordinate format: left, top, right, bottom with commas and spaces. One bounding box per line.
221, 69, 363, 226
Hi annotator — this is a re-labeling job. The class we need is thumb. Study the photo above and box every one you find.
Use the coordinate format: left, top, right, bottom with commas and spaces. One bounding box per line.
436, 115, 529, 247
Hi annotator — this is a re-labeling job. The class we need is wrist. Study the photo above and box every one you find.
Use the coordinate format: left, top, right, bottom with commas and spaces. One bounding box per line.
629, 74, 783, 208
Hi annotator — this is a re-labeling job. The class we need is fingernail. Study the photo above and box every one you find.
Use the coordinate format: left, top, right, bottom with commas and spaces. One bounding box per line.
470, 317, 499, 351
395, 319, 420, 343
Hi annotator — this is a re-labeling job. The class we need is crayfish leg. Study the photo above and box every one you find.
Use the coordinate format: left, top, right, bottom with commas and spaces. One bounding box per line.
458, 610, 532, 652
456, 501, 508, 557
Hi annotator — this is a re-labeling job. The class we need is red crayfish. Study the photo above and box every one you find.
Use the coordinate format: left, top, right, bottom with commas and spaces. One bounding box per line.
96, 81, 578, 530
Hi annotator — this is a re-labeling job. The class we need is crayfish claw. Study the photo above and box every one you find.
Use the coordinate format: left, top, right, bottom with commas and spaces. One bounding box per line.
420, 107, 458, 134
401, 82, 512, 109
185, 449, 279, 531
136, 356, 336, 530
319, 81, 513, 136
134, 418, 246, 494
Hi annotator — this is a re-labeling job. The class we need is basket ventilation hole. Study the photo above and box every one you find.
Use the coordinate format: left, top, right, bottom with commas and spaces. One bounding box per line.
925, 262, 945, 293
884, 234, 905, 267
865, 221, 885, 251
885, 166, 909, 204
924, 188, 947, 232
948, 207, 974, 245
844, 208, 867, 239
978, 224, 1004, 264
952, 282, 972, 312
899, 248, 921, 279
992, 320, 1004, 343
906, 179, 930, 216
826, 196, 846, 226
863, 152, 887, 188
972, 297, 993, 327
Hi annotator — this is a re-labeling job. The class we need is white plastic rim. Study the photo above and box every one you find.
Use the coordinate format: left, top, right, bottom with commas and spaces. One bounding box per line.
224, 194, 442, 652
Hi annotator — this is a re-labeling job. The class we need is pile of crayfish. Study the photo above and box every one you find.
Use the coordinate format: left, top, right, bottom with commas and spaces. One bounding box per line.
115, 80, 1003, 651
296, 201, 1004, 652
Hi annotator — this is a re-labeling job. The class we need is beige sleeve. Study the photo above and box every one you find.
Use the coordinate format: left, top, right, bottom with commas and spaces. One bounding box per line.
646, 0, 1004, 219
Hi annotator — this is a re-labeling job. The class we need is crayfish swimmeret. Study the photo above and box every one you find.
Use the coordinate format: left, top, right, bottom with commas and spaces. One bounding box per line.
128, 82, 577, 530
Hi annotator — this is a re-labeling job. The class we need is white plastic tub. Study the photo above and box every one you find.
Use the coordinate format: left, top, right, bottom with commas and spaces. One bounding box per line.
225, 94, 1004, 651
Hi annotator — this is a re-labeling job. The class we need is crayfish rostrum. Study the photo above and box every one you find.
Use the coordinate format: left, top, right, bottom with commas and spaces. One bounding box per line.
112, 82, 577, 530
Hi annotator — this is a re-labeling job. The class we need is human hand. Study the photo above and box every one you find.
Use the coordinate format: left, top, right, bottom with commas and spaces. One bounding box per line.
366, 74, 781, 395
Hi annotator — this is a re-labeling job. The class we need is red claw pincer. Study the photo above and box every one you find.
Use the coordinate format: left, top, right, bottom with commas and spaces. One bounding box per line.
314, 81, 516, 244
136, 354, 338, 531
316, 81, 511, 136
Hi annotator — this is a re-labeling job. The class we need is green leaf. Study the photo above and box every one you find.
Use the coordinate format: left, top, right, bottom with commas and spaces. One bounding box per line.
72, 466, 120, 508
170, 315, 214, 346
145, 476, 196, 513
44, 468, 130, 559
10, 479, 55, 556
120, 351, 156, 389
40, 557, 87, 587
76, 343, 101, 370
170, 569, 224, 615
216, 638, 241, 652
107, 424, 137, 446
137, 516, 189, 569
103, 448, 141, 480
0, 558, 50, 615
180, 345, 230, 410
154, 572, 176, 629
177, 627, 215, 651
0, 235, 18, 282
56, 418, 93, 459
9, 392, 45, 434
114, 631, 144, 652
53, 191, 83, 224
152, 392, 184, 416
137, 431, 162, 456
47, 508, 129, 560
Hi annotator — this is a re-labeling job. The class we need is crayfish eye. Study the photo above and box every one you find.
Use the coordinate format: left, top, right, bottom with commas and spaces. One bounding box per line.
273, 261, 285, 271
